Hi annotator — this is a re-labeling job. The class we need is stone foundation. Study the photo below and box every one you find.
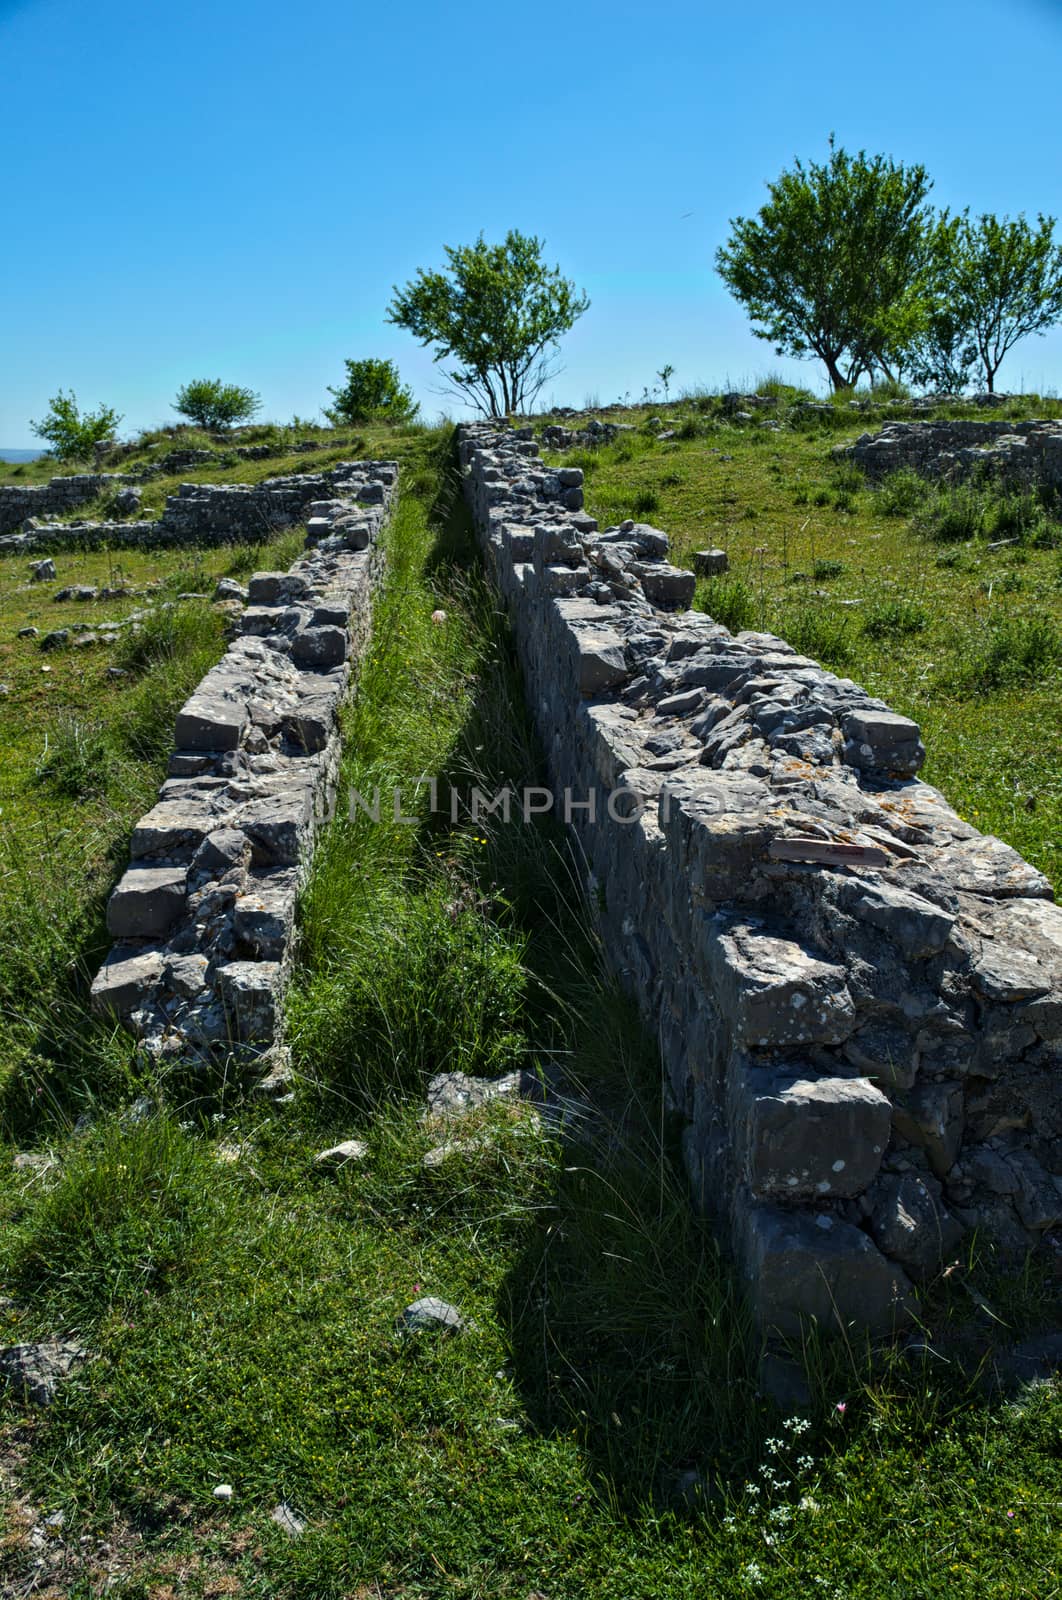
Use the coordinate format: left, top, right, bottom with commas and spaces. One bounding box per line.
459, 420, 1062, 1339
841, 419, 1062, 488
90, 461, 397, 1071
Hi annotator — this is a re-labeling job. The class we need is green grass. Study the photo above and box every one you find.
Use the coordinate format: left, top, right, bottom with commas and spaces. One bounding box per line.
543, 394, 1062, 888
0, 421, 1059, 1598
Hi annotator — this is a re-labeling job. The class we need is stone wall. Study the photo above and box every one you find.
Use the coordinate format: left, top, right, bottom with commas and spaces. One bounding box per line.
458, 420, 1062, 1339
90, 461, 398, 1079
842, 419, 1062, 488
0, 463, 398, 555
0, 474, 141, 536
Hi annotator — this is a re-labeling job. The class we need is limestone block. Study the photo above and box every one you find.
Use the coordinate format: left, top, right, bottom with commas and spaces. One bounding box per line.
90, 945, 165, 1017
218, 960, 282, 1043
866, 1172, 963, 1279
737, 1202, 915, 1337
892, 1081, 965, 1177
107, 866, 188, 938
732, 1062, 891, 1199
833, 876, 956, 959
702, 918, 856, 1049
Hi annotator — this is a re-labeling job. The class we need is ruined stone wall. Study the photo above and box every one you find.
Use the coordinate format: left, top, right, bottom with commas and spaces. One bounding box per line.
0, 464, 397, 555
842, 419, 1062, 487
90, 462, 398, 1080
0, 474, 142, 536
459, 420, 1062, 1339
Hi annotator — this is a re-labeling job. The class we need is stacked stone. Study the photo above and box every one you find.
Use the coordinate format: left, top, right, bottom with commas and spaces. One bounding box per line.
0, 461, 397, 555
842, 418, 1062, 488
458, 419, 1062, 1338
89, 462, 397, 1072
0, 473, 142, 537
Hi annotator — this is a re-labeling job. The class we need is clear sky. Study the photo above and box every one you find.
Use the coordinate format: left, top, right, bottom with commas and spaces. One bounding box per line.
2, 0, 1062, 446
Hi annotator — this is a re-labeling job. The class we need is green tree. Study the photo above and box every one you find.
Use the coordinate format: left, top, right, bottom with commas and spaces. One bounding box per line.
173, 378, 261, 430
715, 140, 933, 391
388, 230, 590, 416
324, 358, 419, 425
926, 212, 1062, 393
902, 214, 978, 393
29, 391, 123, 463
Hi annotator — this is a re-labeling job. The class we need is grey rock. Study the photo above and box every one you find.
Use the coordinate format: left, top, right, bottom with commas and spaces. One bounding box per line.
313, 1139, 368, 1168
399, 1297, 464, 1333
0, 1340, 90, 1405
693, 548, 729, 577
17, 625, 38, 639
892, 1082, 965, 1178
39, 628, 69, 650
270, 1502, 306, 1538
30, 558, 56, 581
106, 866, 188, 939
866, 1172, 963, 1280
734, 1064, 891, 1199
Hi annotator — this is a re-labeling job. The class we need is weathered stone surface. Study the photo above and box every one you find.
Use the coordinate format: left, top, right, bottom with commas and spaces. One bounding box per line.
0, 1340, 90, 1405
458, 417, 1062, 1338
694, 548, 729, 577
866, 1173, 963, 1280
106, 866, 188, 938
737, 1205, 914, 1337
399, 1297, 464, 1334
91, 464, 396, 1067
734, 1064, 890, 1199
313, 1139, 368, 1168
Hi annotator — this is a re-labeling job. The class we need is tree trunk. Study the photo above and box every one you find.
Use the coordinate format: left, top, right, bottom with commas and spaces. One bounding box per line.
824, 354, 846, 391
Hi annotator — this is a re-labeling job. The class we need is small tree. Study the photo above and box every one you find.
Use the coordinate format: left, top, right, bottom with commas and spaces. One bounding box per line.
324, 358, 419, 425
173, 378, 261, 431
716, 140, 933, 391
902, 215, 978, 393
929, 212, 1062, 393
30, 391, 123, 463
656, 364, 675, 401
388, 230, 590, 416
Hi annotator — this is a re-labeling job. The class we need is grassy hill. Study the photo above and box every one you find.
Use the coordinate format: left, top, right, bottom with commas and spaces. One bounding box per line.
0, 405, 1058, 1599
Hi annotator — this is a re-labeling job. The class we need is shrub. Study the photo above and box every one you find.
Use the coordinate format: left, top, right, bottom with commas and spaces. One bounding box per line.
985, 489, 1060, 548
632, 487, 660, 516
114, 602, 221, 676
877, 468, 930, 517
914, 483, 989, 542
33, 716, 115, 799
173, 378, 261, 431
324, 358, 419, 426
783, 606, 855, 668
863, 598, 929, 639
696, 576, 758, 633
812, 559, 845, 580
942, 612, 1062, 692
30, 390, 122, 462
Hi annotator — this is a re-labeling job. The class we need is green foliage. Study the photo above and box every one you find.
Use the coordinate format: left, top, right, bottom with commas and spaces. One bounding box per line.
696, 575, 758, 632
716, 138, 933, 390
172, 377, 261, 430
324, 357, 419, 426
632, 485, 660, 516
812, 558, 845, 580
783, 605, 855, 668
911, 212, 1062, 393
863, 597, 930, 638
33, 716, 115, 799
877, 467, 931, 516
113, 601, 222, 676
941, 611, 1062, 692
12, 1114, 211, 1321
914, 482, 990, 542
29, 389, 122, 462
388, 229, 589, 415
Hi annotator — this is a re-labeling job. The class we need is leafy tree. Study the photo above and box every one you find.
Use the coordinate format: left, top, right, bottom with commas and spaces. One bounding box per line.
902, 215, 978, 393
324, 358, 419, 425
925, 212, 1062, 393
388, 230, 589, 416
173, 378, 261, 430
715, 140, 933, 391
30, 391, 123, 463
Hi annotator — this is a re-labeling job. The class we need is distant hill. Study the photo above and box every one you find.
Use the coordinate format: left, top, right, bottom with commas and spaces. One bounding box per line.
0, 448, 44, 462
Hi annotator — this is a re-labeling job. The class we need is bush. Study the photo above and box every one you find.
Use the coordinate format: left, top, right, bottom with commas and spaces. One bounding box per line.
324, 358, 419, 426
942, 612, 1062, 692
632, 486, 660, 516
30, 390, 122, 462
863, 598, 929, 639
783, 605, 855, 668
114, 602, 222, 676
33, 716, 116, 799
914, 483, 989, 542
812, 559, 845, 580
877, 468, 930, 517
696, 576, 758, 633
173, 378, 261, 430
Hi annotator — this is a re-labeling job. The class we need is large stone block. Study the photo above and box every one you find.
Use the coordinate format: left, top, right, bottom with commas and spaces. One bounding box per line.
732, 1062, 891, 1199
107, 866, 188, 939
702, 918, 856, 1049
737, 1202, 915, 1337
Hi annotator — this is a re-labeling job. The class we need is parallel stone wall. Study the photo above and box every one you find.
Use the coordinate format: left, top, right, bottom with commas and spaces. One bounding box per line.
842, 419, 1062, 487
459, 420, 1062, 1339
0, 464, 397, 555
90, 461, 397, 1076
0, 474, 141, 536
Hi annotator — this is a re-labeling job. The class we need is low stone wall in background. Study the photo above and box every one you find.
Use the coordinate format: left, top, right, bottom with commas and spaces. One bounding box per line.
842, 418, 1062, 488
90, 461, 397, 1081
0, 474, 142, 537
459, 419, 1062, 1340
0, 462, 399, 554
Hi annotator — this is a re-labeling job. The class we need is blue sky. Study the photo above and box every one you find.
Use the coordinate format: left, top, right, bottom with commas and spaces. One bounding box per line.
2, 0, 1061, 445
